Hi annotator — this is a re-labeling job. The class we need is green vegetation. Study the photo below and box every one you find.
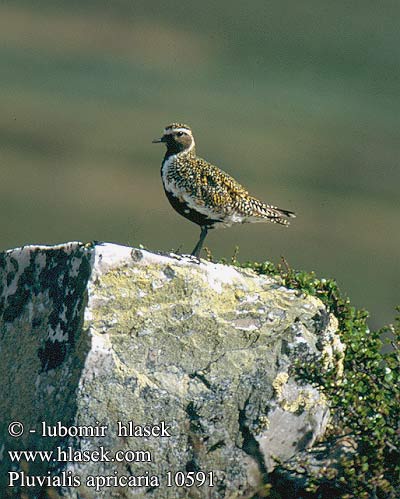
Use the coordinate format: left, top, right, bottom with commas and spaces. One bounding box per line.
236, 257, 399, 498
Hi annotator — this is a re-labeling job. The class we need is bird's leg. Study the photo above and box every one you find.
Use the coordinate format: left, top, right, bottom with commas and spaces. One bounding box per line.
191, 226, 208, 257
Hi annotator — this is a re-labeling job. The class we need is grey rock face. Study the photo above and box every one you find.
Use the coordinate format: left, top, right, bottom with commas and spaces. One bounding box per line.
0, 242, 344, 499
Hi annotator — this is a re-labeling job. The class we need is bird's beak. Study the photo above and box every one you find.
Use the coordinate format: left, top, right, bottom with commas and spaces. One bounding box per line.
152, 136, 165, 144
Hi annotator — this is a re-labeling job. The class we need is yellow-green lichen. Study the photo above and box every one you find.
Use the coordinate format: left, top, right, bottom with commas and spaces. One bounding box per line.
273, 371, 326, 413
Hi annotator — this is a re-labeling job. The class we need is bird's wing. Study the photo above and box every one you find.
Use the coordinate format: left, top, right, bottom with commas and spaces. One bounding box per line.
190, 158, 250, 210
189, 158, 295, 224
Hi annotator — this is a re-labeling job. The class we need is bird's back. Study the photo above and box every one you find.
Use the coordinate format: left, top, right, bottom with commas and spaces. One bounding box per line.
162, 153, 295, 227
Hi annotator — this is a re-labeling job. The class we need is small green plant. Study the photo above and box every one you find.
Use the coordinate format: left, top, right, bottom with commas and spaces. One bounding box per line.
234, 257, 399, 498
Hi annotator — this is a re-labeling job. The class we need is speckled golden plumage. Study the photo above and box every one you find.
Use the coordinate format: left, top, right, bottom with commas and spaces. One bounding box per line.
153, 123, 296, 257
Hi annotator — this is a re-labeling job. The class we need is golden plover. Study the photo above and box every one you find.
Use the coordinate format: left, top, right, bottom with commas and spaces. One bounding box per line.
153, 123, 296, 257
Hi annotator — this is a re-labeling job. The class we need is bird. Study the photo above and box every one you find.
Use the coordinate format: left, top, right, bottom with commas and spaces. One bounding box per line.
153, 122, 296, 257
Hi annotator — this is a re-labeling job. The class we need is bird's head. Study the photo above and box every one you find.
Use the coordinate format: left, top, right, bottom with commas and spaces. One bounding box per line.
152, 123, 195, 155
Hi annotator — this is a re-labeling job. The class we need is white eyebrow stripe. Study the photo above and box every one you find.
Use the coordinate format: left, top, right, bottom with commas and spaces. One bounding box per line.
163, 127, 192, 135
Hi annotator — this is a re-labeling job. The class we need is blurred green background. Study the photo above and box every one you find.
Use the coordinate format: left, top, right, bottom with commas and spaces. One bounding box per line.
0, 1, 399, 329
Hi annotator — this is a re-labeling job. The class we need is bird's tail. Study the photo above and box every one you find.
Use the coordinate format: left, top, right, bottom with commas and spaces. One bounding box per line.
250, 198, 296, 225
276, 207, 296, 221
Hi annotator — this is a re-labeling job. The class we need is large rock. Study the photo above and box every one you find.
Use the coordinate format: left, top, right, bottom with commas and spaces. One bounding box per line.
0, 242, 344, 499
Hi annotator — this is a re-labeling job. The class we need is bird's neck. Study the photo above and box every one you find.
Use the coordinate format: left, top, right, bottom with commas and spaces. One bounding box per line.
164, 145, 196, 161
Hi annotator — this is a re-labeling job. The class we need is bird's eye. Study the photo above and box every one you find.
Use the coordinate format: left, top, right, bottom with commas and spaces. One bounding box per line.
176, 131, 185, 137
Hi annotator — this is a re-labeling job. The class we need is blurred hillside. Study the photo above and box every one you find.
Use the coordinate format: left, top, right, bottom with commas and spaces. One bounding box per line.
0, 1, 399, 328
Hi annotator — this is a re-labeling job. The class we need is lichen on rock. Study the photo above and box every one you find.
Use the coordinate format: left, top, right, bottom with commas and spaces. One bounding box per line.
0, 242, 345, 498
